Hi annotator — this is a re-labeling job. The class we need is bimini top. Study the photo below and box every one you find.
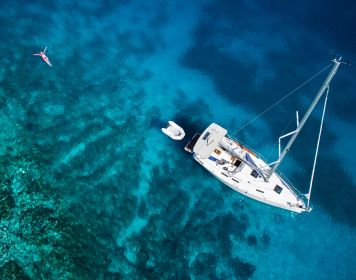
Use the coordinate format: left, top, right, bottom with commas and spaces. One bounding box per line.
193, 123, 227, 158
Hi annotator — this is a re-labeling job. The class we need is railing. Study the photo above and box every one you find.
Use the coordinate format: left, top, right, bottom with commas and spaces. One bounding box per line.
227, 134, 309, 207
277, 170, 308, 205
226, 135, 271, 168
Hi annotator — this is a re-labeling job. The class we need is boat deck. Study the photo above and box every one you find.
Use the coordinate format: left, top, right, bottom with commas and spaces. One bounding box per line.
193, 135, 309, 213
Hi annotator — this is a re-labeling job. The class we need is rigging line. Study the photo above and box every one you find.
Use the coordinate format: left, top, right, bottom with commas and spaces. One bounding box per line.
230, 63, 333, 137
307, 86, 329, 208
266, 112, 295, 162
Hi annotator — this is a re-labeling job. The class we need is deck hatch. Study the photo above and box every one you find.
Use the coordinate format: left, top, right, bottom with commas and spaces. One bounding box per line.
274, 185, 283, 194
202, 132, 210, 140
250, 170, 260, 178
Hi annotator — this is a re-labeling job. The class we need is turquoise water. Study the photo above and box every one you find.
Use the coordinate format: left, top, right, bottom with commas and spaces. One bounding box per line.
0, 0, 355, 279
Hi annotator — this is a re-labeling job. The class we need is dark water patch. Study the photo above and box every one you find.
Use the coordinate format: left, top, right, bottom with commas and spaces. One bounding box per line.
306, 153, 356, 226
44, 108, 143, 182
182, 22, 320, 138
187, 189, 225, 218
172, 95, 214, 151
232, 213, 249, 239
232, 199, 245, 210
273, 213, 285, 225
183, 36, 257, 104
288, 116, 356, 227
59, 133, 118, 179
147, 105, 165, 128
261, 230, 270, 248
191, 212, 247, 256
230, 257, 256, 280
58, 222, 113, 278
163, 190, 190, 237
147, 165, 178, 205
103, 271, 124, 280
26, 0, 58, 12
0, 185, 14, 220
135, 244, 157, 277
192, 253, 217, 278
71, 0, 130, 19
257, 0, 356, 55
0, 95, 6, 110
138, 200, 148, 218
150, 115, 166, 130
126, 217, 190, 279
328, 74, 356, 122
247, 234, 257, 247
27, 98, 138, 164
58, 193, 136, 279
149, 2, 169, 29
130, 158, 253, 278
116, 30, 161, 60
202, 0, 356, 59
145, 166, 195, 244
64, 170, 138, 226
0, 3, 54, 44
0, 260, 30, 280
181, 0, 356, 133
183, 23, 333, 134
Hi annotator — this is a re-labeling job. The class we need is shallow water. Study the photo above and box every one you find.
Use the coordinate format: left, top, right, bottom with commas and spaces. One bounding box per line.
0, 0, 355, 279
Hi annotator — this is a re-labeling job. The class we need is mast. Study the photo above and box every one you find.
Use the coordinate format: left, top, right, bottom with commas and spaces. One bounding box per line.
266, 58, 342, 180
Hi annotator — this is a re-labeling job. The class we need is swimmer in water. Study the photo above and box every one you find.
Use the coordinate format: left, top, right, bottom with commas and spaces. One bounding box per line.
33, 46, 52, 67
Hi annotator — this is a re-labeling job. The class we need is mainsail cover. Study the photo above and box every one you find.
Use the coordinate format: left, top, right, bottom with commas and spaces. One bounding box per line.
245, 153, 258, 169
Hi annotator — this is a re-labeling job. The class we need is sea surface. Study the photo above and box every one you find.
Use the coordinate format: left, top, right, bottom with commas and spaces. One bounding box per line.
0, 0, 355, 279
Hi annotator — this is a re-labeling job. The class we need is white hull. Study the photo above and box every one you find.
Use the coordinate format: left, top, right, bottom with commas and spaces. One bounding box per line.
190, 124, 310, 213
195, 155, 306, 213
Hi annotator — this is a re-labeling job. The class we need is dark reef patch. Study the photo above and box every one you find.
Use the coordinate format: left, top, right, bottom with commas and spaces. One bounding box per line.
172, 95, 214, 151
0, 260, 30, 280
230, 257, 256, 280
261, 231, 271, 248
118, 144, 256, 278
247, 234, 257, 247
192, 253, 217, 277
0, 185, 14, 220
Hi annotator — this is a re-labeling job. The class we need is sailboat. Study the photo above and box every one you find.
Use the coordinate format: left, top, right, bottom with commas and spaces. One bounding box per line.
184, 58, 344, 213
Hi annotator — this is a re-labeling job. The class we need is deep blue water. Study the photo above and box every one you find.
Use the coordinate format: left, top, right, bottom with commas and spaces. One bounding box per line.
0, 0, 355, 279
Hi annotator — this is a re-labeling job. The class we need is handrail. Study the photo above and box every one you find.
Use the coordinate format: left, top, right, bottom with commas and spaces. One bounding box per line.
227, 134, 308, 207
227, 135, 271, 169
276, 170, 307, 202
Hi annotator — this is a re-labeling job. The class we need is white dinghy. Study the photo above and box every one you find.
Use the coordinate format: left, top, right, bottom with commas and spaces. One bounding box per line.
162, 121, 185, 140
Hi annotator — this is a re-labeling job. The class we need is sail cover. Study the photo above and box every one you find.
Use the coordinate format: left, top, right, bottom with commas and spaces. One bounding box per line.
193, 123, 227, 158
245, 153, 258, 169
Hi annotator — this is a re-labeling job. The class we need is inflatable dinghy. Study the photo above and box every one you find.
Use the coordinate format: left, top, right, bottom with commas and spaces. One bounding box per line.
162, 121, 185, 140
